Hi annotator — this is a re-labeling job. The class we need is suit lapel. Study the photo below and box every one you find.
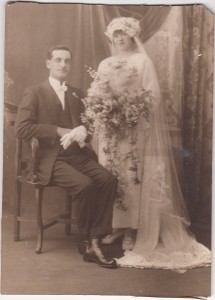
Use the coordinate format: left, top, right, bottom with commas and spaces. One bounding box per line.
66, 88, 81, 127
39, 80, 61, 123
39, 80, 82, 128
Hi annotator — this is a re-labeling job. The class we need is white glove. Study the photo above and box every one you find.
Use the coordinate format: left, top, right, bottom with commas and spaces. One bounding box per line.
60, 125, 87, 150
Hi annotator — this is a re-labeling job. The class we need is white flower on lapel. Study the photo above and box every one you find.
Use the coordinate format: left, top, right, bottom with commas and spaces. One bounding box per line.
72, 92, 78, 98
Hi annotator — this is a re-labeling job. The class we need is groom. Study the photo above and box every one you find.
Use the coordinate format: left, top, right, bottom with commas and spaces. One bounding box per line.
15, 45, 117, 268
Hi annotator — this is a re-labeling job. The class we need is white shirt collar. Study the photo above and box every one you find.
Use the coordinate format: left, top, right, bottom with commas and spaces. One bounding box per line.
49, 76, 67, 92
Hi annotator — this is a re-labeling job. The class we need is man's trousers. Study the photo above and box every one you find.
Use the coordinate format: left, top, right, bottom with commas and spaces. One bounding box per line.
51, 152, 118, 238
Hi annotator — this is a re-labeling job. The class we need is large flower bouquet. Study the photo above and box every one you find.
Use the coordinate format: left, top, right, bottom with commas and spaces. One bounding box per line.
81, 66, 152, 135
81, 65, 153, 210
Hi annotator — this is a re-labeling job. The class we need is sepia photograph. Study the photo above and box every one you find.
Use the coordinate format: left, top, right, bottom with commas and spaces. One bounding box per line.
1, 0, 213, 297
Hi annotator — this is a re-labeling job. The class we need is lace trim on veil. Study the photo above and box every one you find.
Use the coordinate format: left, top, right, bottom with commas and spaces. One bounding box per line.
116, 242, 211, 273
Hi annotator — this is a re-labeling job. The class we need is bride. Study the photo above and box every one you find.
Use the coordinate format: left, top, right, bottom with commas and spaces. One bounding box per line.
83, 17, 211, 271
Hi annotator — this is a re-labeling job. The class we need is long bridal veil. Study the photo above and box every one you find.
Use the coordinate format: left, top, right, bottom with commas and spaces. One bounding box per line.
116, 36, 211, 271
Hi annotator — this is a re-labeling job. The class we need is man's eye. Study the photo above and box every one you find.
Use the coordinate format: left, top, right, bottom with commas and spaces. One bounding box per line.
55, 58, 61, 62
65, 59, 71, 64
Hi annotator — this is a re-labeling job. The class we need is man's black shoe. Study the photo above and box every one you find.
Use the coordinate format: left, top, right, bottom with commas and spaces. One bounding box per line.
83, 251, 117, 269
77, 239, 89, 255
83, 238, 117, 269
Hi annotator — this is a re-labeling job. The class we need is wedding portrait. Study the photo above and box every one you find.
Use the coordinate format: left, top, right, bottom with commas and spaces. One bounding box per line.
2, 1, 213, 297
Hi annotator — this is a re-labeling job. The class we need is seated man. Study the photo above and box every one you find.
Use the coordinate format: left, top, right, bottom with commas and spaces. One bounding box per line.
15, 45, 118, 269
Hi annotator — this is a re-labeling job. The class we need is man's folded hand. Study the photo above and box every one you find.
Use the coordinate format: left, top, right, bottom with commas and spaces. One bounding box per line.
57, 127, 71, 138
60, 125, 87, 149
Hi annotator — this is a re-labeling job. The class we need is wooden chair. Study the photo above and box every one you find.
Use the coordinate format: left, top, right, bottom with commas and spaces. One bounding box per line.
14, 137, 72, 254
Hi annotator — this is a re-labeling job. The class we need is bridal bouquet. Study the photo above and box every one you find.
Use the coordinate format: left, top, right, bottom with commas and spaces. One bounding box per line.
81, 66, 153, 210
81, 66, 152, 136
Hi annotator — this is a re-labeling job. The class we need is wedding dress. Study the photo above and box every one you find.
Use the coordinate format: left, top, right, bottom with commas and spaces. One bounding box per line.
91, 52, 211, 271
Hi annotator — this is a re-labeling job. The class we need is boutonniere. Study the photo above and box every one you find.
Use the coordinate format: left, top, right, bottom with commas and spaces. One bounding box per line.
72, 92, 78, 98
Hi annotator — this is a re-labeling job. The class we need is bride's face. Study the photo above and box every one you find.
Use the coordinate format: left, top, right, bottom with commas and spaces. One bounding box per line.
113, 30, 134, 52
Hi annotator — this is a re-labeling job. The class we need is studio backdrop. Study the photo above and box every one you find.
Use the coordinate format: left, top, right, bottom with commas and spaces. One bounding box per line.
4, 3, 214, 231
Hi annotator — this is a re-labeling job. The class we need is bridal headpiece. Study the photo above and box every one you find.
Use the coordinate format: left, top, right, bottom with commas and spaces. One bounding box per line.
105, 17, 141, 41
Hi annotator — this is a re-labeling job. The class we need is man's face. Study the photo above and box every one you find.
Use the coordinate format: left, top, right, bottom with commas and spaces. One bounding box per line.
46, 50, 72, 81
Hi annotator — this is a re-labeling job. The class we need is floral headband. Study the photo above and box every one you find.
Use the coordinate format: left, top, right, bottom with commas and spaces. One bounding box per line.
105, 17, 141, 41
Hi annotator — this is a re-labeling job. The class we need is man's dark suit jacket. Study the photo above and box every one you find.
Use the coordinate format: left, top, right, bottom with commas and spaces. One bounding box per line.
15, 79, 87, 185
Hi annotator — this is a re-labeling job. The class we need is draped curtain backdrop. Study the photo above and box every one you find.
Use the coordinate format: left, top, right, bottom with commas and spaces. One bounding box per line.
182, 5, 214, 229
4, 3, 213, 231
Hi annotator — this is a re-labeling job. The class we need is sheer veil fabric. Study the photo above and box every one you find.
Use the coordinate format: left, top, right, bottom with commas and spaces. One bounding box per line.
91, 18, 211, 271
117, 39, 211, 272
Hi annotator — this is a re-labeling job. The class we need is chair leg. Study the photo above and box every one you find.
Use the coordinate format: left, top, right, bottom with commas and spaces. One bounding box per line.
14, 180, 22, 242
35, 186, 43, 254
65, 194, 72, 236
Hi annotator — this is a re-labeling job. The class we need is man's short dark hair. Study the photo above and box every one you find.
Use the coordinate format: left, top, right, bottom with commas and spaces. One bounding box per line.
47, 45, 73, 60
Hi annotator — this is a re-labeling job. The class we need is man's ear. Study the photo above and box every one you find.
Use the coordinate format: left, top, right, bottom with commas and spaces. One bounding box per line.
46, 59, 50, 69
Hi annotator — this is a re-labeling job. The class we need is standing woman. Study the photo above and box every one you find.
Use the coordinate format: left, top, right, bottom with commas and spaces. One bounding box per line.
83, 17, 211, 270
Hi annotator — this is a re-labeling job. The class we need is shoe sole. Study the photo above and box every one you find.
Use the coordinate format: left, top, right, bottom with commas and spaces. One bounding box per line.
83, 255, 118, 269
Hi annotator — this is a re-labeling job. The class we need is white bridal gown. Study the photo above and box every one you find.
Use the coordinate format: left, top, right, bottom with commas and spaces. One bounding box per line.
91, 52, 211, 271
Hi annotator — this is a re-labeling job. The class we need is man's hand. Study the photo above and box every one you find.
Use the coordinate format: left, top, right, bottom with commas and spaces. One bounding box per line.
57, 127, 71, 138
60, 125, 87, 150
